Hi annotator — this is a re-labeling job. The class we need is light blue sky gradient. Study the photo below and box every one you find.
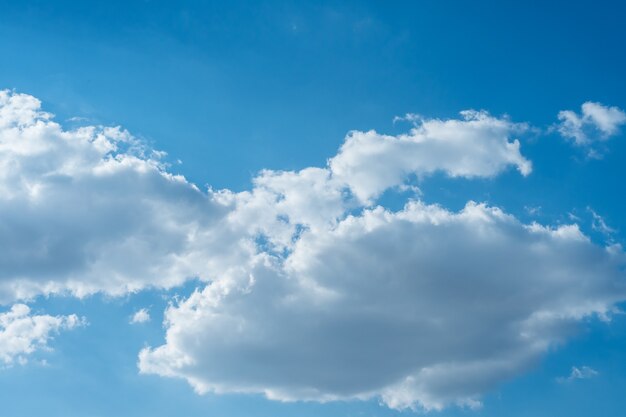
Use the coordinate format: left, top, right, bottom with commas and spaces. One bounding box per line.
1, 1, 626, 416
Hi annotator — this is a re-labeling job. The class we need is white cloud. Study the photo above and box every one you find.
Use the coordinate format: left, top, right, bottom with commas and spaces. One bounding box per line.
2, 90, 625, 411
524, 205, 541, 216
589, 207, 616, 237
0, 90, 252, 302
0, 91, 531, 302
330, 110, 532, 202
139, 201, 626, 411
130, 308, 151, 324
557, 366, 599, 383
0, 304, 83, 366
557, 101, 626, 146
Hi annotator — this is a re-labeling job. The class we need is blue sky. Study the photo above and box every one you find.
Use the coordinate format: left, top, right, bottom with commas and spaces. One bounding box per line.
1, 1, 626, 416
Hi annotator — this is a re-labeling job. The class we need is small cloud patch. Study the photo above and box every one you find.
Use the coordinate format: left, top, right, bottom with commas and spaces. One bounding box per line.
0, 304, 84, 366
130, 308, 150, 324
557, 366, 599, 383
556, 102, 626, 155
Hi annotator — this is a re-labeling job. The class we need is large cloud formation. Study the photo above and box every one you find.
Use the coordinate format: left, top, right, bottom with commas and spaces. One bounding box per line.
0, 90, 232, 302
139, 202, 625, 410
1, 90, 625, 410
0, 90, 531, 302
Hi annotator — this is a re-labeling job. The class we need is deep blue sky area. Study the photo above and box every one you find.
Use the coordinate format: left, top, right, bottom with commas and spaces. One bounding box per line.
2, 1, 625, 189
1, 1, 626, 416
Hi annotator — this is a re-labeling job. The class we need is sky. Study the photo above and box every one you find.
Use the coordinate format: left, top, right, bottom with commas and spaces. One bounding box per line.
1, 1, 626, 416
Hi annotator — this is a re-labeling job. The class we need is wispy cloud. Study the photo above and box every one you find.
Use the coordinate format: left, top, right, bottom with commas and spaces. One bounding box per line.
588, 207, 616, 237
130, 308, 151, 324
557, 366, 599, 383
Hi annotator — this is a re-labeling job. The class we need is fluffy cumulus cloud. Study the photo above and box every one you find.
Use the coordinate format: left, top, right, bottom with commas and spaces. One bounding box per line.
2, 90, 626, 410
0, 90, 247, 302
0, 304, 83, 365
0, 91, 531, 302
557, 101, 626, 146
139, 202, 625, 410
330, 110, 531, 202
